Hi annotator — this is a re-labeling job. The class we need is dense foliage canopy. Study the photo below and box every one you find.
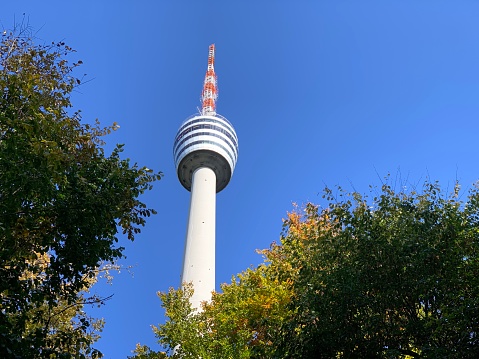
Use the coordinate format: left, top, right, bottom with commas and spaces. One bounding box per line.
0, 29, 161, 358
137, 181, 479, 359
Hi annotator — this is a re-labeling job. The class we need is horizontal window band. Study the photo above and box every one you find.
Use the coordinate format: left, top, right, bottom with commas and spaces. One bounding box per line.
174, 130, 238, 160
175, 123, 238, 149
176, 116, 237, 140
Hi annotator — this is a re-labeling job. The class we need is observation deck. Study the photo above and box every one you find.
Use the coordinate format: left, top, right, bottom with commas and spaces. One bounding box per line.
174, 113, 239, 193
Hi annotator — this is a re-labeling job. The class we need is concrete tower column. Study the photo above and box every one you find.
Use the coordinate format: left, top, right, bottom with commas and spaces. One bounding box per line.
181, 166, 216, 311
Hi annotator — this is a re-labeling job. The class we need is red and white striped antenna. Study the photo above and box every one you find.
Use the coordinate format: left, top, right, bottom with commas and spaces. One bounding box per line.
201, 44, 218, 115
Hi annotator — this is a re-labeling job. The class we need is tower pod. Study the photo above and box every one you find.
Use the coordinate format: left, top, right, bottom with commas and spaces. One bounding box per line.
174, 113, 238, 193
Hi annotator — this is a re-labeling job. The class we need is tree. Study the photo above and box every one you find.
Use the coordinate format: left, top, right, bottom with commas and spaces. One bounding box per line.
274, 183, 479, 358
134, 270, 292, 359
0, 28, 162, 358
137, 181, 479, 358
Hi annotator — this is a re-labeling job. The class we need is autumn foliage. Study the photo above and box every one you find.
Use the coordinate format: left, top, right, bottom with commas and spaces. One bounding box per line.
136, 181, 479, 358
0, 29, 161, 358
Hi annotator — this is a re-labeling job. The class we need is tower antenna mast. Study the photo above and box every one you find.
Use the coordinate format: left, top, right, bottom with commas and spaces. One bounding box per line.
201, 44, 218, 115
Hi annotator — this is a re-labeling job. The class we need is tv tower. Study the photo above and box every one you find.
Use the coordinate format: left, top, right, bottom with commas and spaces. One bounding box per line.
173, 44, 239, 311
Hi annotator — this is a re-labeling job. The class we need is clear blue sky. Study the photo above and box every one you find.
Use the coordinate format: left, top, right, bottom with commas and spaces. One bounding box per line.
3, 1, 479, 357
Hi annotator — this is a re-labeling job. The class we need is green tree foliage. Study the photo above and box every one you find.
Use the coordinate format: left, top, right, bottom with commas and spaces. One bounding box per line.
274, 184, 479, 358
0, 29, 161, 358
138, 181, 479, 358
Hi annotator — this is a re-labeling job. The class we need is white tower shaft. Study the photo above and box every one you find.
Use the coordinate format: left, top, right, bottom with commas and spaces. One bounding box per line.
181, 166, 216, 311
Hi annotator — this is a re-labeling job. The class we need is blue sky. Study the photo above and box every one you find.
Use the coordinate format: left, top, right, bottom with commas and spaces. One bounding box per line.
3, 1, 479, 357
